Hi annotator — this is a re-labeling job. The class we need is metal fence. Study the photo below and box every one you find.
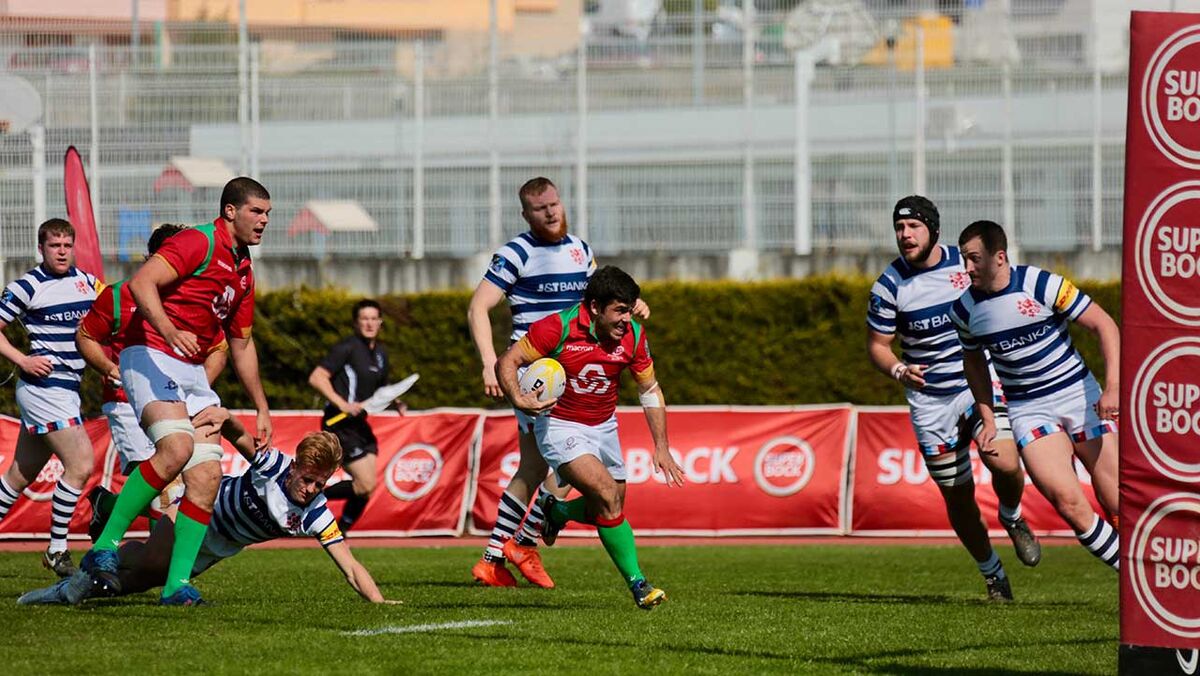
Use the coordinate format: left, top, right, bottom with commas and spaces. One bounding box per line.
0, 4, 1132, 267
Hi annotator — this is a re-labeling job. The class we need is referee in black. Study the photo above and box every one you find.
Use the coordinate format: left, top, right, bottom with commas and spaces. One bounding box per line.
308, 299, 390, 532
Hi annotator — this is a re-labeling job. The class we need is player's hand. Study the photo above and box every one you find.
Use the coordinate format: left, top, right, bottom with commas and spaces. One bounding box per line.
255, 408, 273, 450
512, 385, 557, 417
105, 365, 122, 388
654, 445, 685, 487
482, 361, 503, 399
192, 406, 230, 432
20, 355, 53, 378
1095, 388, 1120, 421
900, 364, 926, 389
974, 419, 997, 454
166, 328, 201, 359
340, 401, 365, 417
633, 298, 651, 320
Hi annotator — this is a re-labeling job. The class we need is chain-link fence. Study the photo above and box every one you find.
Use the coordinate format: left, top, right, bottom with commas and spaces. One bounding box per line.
0, 3, 1134, 270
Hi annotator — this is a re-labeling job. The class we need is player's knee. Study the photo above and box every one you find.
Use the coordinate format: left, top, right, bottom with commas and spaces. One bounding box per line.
181, 462, 221, 507
595, 483, 622, 518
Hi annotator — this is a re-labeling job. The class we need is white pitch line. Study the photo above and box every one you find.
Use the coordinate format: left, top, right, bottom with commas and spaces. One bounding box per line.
343, 620, 513, 637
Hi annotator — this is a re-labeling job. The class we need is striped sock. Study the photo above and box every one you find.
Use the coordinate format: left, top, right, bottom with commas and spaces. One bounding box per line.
977, 550, 1006, 579
514, 486, 547, 547
0, 476, 20, 521
1078, 513, 1120, 570
484, 490, 529, 562
48, 480, 82, 554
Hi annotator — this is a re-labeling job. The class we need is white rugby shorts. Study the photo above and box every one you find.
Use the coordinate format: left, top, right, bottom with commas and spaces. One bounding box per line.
908, 386, 1013, 456
15, 380, 82, 435
1009, 372, 1116, 451
119, 345, 221, 422
102, 400, 156, 473
534, 415, 625, 482
192, 528, 242, 577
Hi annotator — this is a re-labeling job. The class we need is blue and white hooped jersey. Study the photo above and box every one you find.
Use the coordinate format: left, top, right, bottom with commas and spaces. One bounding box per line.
867, 246, 977, 397
211, 449, 344, 551
950, 265, 1093, 403
0, 265, 99, 391
483, 232, 595, 341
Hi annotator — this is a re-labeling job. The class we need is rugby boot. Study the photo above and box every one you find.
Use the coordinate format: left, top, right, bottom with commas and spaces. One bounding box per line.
160, 584, 206, 606
86, 486, 114, 544
630, 578, 667, 610
1001, 516, 1042, 567
42, 548, 77, 578
537, 492, 563, 546
985, 574, 1013, 602
502, 538, 555, 589
80, 548, 122, 596
471, 558, 517, 587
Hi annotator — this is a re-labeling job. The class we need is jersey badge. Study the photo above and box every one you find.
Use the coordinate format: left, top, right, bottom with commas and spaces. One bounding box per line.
949, 271, 969, 290
570, 248, 585, 266
1017, 298, 1039, 318
489, 255, 505, 275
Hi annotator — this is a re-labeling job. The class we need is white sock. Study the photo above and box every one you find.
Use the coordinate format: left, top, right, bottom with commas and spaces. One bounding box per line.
48, 480, 82, 553
1077, 513, 1120, 570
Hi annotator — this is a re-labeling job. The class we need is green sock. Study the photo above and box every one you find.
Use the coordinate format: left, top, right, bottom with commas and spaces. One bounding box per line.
163, 502, 210, 598
95, 464, 166, 552
596, 519, 645, 587
549, 497, 589, 527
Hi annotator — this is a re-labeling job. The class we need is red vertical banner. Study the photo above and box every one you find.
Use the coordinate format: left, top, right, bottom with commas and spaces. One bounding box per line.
64, 146, 104, 282
1121, 11, 1200, 660
851, 408, 1098, 535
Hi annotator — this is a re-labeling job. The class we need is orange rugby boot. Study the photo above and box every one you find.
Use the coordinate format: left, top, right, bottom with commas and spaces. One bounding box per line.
471, 558, 517, 587
502, 539, 555, 589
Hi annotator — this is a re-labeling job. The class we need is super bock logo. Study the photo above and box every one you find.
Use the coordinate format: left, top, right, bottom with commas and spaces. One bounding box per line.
754, 437, 815, 497
385, 444, 444, 501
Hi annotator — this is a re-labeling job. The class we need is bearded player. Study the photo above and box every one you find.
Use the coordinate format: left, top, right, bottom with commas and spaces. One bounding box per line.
866, 196, 1039, 601
496, 266, 683, 609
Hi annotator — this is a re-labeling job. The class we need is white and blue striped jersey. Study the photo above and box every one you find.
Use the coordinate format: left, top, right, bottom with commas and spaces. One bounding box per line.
0, 265, 99, 391
483, 232, 595, 341
950, 265, 1093, 403
211, 449, 344, 551
867, 246, 977, 397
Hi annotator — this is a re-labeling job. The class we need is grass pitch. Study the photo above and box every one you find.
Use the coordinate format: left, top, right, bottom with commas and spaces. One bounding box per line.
0, 542, 1116, 674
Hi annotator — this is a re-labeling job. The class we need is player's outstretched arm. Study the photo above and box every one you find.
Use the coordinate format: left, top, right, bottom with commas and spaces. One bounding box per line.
323, 541, 397, 604
76, 327, 120, 385
467, 279, 507, 399
495, 338, 556, 416
229, 335, 272, 449
129, 256, 198, 357
636, 375, 684, 487
1074, 302, 1121, 420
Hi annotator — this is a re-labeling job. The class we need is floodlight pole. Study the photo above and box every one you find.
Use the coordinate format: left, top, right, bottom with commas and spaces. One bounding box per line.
793, 49, 814, 256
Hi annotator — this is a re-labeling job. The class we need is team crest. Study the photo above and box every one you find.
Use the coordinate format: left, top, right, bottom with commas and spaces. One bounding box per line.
570, 248, 585, 266
949, 272, 969, 290
1017, 298, 1039, 318
75, 280, 90, 295
488, 255, 506, 275
212, 285, 236, 320
868, 293, 885, 314
286, 512, 301, 532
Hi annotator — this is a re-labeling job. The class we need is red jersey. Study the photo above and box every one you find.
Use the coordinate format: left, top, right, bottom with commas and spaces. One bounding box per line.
123, 219, 255, 365
520, 303, 654, 426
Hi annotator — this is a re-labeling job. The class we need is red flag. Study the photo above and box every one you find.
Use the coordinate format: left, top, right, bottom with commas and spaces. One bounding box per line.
64, 146, 104, 282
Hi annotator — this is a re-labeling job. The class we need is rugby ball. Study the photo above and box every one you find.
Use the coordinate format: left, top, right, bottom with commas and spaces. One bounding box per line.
519, 357, 566, 403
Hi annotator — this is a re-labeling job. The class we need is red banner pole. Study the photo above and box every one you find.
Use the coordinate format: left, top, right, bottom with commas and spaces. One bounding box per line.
1120, 10, 1200, 672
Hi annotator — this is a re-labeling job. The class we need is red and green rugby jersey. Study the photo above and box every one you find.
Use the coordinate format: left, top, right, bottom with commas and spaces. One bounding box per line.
78, 281, 132, 403
123, 219, 255, 365
518, 303, 655, 426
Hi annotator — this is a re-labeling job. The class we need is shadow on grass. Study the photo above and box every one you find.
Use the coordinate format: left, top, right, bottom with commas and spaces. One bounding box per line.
448, 628, 1113, 672
733, 589, 1095, 610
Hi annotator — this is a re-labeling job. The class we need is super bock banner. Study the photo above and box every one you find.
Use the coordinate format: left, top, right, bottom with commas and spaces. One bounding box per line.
1120, 11, 1200, 670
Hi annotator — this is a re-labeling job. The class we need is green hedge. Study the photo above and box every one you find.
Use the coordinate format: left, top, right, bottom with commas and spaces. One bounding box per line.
0, 277, 1121, 418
